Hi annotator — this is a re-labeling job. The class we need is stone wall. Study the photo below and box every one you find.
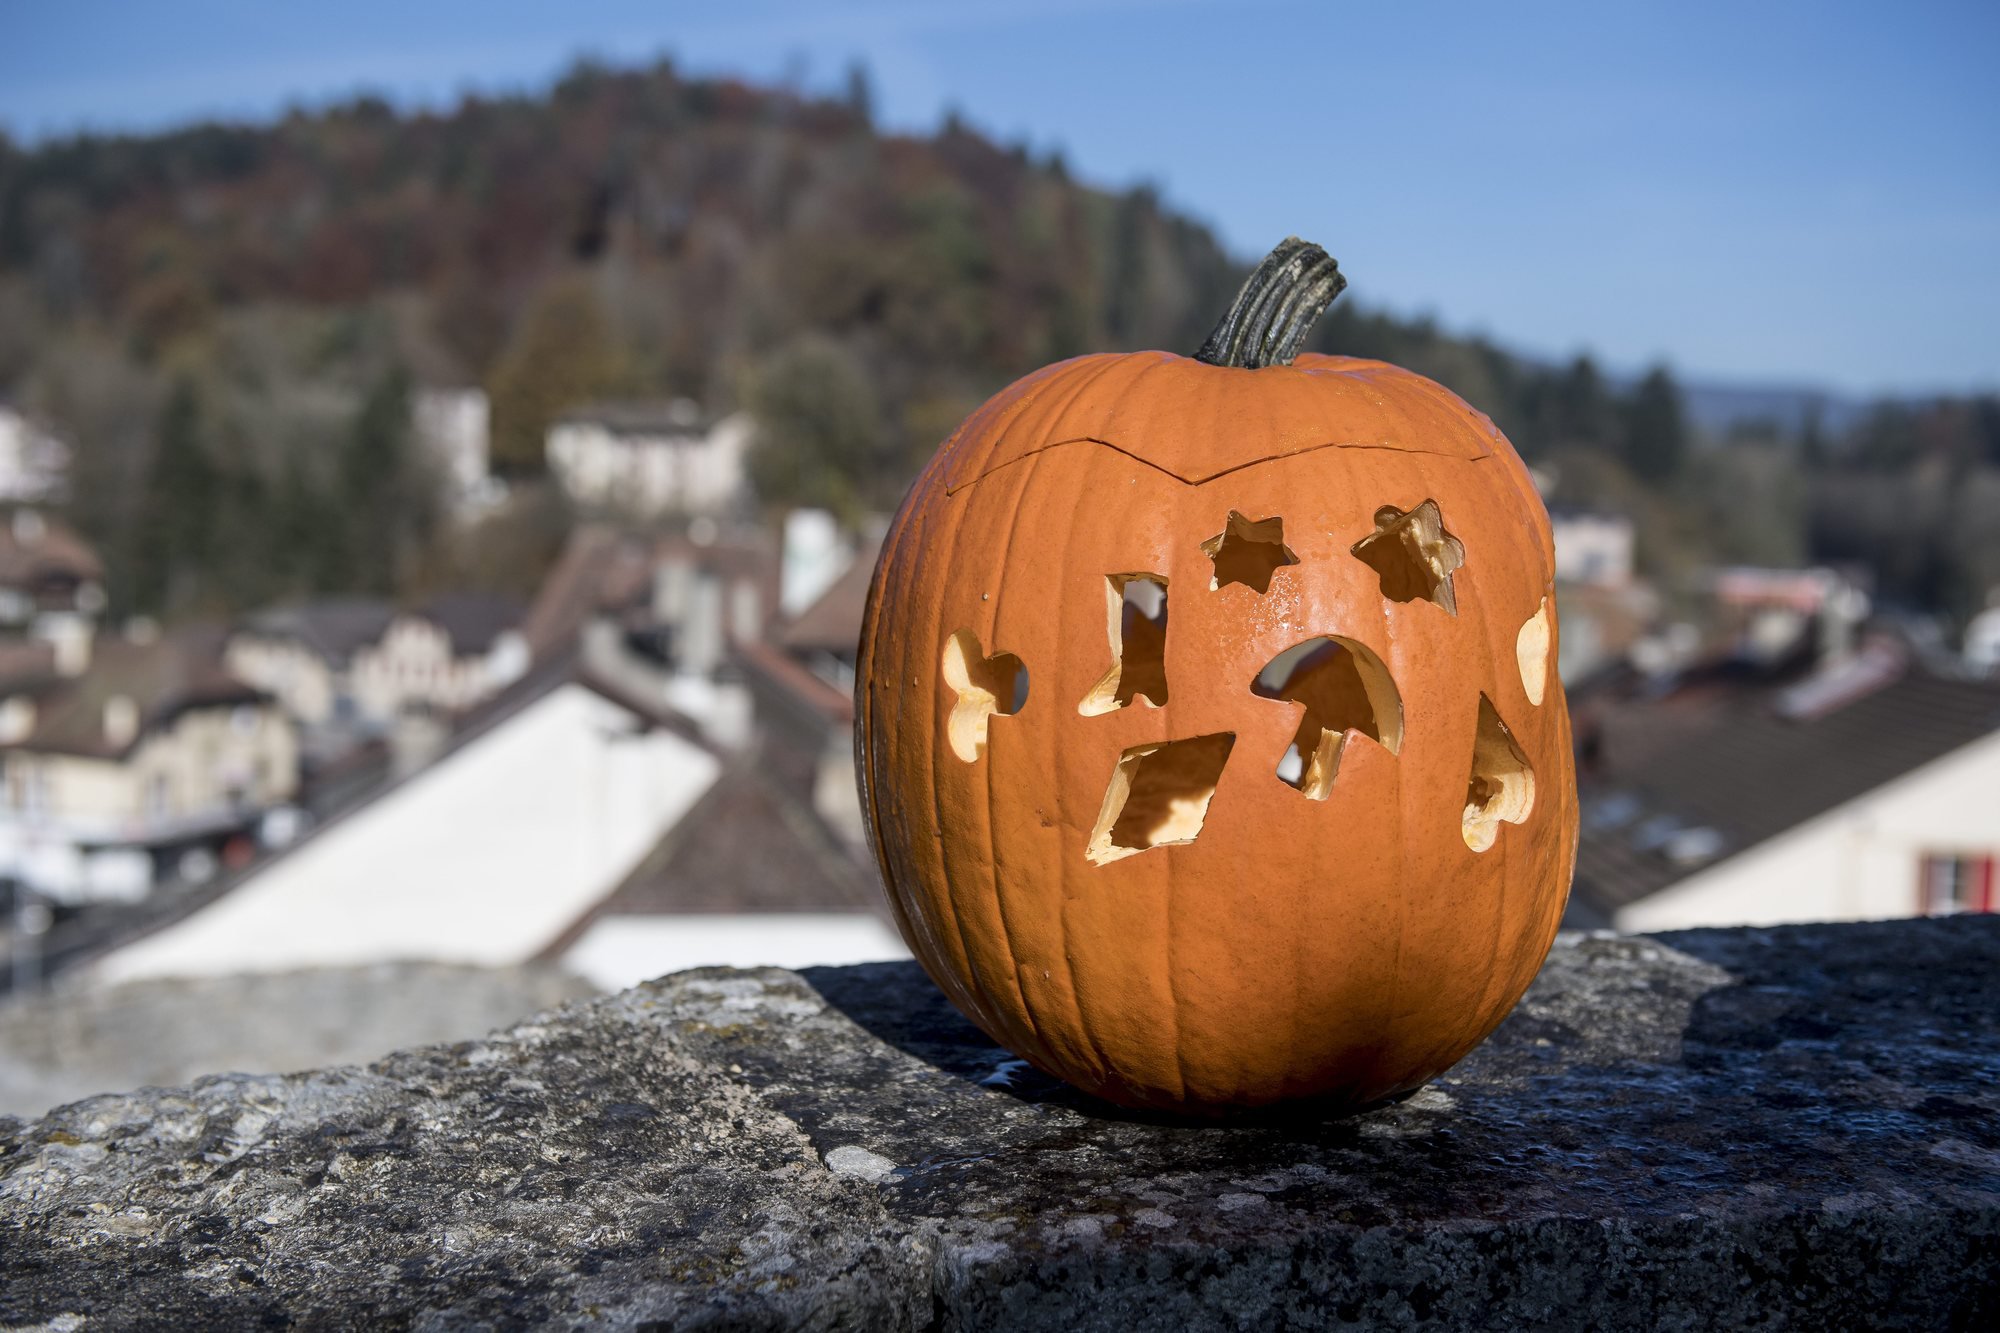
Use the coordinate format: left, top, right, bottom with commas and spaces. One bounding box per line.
0, 963, 598, 1120
2, 919, 1997, 1328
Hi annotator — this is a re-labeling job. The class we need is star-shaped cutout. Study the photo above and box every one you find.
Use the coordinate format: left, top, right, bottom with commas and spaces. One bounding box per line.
1200, 510, 1299, 594
1350, 499, 1465, 614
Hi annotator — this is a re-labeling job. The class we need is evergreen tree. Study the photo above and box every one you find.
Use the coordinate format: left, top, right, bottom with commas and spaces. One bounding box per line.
337, 367, 433, 595
843, 62, 874, 128
1555, 355, 1617, 448
272, 451, 342, 594
131, 378, 218, 614
485, 277, 623, 474
1622, 366, 1687, 482
1799, 401, 1827, 468
211, 438, 277, 610
743, 334, 883, 522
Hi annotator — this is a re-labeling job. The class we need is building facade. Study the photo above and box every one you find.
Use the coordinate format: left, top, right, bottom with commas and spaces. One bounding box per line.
225, 600, 395, 730
348, 594, 529, 722
1611, 726, 2000, 931
412, 387, 502, 519
0, 633, 298, 903
1550, 508, 1636, 588
0, 406, 70, 503
1572, 652, 2000, 933
546, 400, 752, 517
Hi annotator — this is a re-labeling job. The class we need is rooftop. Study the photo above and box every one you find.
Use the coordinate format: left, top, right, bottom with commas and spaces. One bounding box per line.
0, 630, 262, 760
408, 591, 525, 657
513, 526, 653, 662
0, 509, 101, 591
1574, 655, 2000, 914
777, 537, 878, 658
560, 752, 880, 925
238, 597, 394, 664
553, 398, 710, 436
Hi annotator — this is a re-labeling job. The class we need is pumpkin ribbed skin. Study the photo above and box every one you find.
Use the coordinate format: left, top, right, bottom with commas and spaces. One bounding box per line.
855, 351, 1577, 1114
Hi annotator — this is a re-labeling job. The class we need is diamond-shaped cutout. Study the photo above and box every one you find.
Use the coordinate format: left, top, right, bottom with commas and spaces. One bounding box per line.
1085, 732, 1235, 866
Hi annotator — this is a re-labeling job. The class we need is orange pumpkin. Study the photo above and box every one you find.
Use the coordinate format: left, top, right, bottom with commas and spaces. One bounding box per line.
856, 239, 1576, 1114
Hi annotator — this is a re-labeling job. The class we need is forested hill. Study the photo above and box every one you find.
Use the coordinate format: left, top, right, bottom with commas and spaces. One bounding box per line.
0, 58, 1676, 477
0, 61, 1239, 472
1, 59, 1993, 625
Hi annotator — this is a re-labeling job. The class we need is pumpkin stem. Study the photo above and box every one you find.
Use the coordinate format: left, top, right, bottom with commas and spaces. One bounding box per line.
1194, 237, 1346, 369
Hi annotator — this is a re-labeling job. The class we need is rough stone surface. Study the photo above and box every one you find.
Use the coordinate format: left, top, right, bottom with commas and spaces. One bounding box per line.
2, 918, 1997, 1329
0, 963, 600, 1119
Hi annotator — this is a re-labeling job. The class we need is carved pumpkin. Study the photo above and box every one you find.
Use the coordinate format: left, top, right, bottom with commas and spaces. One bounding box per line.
856, 239, 1577, 1114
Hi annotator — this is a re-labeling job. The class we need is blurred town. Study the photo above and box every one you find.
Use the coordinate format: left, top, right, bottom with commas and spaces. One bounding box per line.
0, 59, 1994, 1111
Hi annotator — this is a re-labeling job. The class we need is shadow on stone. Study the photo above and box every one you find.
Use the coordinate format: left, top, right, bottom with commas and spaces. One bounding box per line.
795, 960, 1413, 1129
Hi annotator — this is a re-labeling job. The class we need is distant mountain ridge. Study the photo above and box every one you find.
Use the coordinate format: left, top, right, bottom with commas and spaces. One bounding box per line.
1672, 380, 1869, 438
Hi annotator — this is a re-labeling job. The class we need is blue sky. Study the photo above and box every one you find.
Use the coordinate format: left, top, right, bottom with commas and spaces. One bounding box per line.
4, 0, 1996, 395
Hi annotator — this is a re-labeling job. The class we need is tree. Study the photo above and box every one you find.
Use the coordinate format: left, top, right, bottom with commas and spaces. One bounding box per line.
1554, 355, 1617, 449
485, 277, 623, 474
843, 62, 874, 129
131, 378, 219, 614
1799, 401, 1828, 468
1621, 366, 1687, 482
743, 334, 884, 522
271, 451, 343, 594
335, 368, 431, 594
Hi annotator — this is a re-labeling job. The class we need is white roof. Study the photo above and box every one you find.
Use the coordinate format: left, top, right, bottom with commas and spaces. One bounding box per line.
560, 914, 907, 993
94, 683, 720, 981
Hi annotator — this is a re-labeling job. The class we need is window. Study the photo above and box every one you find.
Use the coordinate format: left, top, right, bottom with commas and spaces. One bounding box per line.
1919, 853, 1995, 916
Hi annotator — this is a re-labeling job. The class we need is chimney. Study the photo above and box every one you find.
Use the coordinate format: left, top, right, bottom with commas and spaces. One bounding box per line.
0, 697, 35, 744
42, 615, 94, 676
389, 706, 449, 780
103, 695, 139, 749
781, 509, 851, 615
679, 573, 724, 677
1815, 572, 1870, 666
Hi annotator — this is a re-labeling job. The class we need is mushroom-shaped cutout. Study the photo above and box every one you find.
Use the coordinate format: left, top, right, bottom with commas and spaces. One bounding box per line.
1251, 636, 1404, 799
